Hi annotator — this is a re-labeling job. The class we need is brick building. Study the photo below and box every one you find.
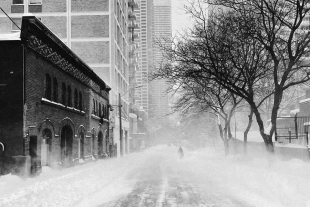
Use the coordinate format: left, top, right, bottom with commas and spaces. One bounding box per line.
0, 15, 110, 175
0, 0, 140, 157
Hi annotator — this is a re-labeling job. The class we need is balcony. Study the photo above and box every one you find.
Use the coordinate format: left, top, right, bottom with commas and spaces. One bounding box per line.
128, 0, 139, 9
128, 21, 139, 30
132, 33, 139, 40
128, 11, 136, 20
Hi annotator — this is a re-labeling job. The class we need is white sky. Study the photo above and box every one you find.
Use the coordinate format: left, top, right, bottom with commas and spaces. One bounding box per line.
171, 0, 193, 35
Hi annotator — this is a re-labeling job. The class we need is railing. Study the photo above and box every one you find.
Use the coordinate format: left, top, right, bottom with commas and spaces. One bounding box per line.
276, 115, 310, 145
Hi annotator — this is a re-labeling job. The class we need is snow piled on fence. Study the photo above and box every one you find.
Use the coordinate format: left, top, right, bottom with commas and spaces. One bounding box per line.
1, 145, 310, 206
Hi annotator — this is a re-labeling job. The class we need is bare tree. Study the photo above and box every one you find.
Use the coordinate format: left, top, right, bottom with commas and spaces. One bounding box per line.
200, 0, 310, 153
153, 59, 242, 155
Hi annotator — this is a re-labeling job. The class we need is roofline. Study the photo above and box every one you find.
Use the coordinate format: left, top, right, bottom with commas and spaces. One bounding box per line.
20, 15, 111, 92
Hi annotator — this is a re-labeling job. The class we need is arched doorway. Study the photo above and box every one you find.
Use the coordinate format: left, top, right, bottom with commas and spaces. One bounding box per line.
61, 125, 73, 167
80, 132, 84, 160
98, 131, 103, 158
92, 133, 95, 157
42, 128, 52, 166
103, 130, 107, 155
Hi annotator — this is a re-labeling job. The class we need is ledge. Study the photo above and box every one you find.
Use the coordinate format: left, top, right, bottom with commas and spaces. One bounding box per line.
41, 98, 86, 116
91, 114, 109, 123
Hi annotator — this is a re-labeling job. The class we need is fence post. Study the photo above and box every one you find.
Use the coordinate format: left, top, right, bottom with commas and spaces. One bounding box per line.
294, 114, 298, 140
307, 130, 309, 146
289, 129, 291, 143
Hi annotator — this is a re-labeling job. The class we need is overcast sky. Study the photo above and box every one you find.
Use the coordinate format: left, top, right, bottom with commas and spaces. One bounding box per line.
171, 0, 193, 35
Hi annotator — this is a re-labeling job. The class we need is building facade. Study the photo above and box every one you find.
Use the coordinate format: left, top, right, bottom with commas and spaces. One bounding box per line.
149, 0, 171, 123
134, 0, 153, 113
0, 15, 110, 175
0, 0, 139, 157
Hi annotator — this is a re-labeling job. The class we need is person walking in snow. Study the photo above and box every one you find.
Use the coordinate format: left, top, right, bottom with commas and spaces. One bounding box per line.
178, 146, 184, 159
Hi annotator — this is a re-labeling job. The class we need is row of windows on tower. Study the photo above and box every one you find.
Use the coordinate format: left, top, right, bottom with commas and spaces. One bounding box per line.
45, 74, 83, 111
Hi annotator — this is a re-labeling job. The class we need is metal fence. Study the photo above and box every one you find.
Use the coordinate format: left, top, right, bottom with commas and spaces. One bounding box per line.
276, 115, 310, 145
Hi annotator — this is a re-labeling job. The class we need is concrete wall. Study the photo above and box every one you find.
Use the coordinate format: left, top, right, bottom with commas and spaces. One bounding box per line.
71, 0, 109, 12
71, 41, 110, 64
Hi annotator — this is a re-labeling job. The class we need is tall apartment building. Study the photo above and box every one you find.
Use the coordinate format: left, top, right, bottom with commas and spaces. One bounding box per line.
134, 0, 153, 113
149, 0, 171, 123
0, 0, 138, 157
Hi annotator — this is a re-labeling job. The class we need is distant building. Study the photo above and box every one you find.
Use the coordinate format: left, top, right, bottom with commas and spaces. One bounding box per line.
149, 0, 171, 123
134, 0, 153, 113
0, 16, 110, 176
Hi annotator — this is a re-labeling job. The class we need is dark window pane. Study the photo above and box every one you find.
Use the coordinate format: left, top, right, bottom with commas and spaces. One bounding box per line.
12, 0, 23, 4
45, 74, 51, 100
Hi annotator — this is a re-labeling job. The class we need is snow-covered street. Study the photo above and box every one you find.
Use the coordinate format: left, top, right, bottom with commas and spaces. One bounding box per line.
2, 145, 310, 207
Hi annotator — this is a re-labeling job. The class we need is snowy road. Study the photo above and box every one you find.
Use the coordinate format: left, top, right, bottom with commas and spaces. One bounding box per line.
2, 145, 310, 207
98, 148, 247, 207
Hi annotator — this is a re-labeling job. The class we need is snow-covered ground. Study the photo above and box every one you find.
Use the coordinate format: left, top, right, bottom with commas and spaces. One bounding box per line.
235, 131, 265, 142
1, 145, 310, 206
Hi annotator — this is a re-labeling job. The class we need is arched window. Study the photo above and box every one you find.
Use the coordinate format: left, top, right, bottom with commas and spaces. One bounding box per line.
74, 89, 78, 109
99, 103, 102, 117
104, 105, 107, 119
45, 74, 52, 100
67, 86, 72, 107
79, 92, 82, 110
53, 78, 58, 102
62, 83, 66, 105
106, 105, 109, 119
102, 105, 105, 119
92, 99, 95, 114
96, 100, 98, 116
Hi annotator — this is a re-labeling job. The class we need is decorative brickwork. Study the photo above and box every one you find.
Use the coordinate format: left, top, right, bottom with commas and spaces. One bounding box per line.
26, 35, 107, 93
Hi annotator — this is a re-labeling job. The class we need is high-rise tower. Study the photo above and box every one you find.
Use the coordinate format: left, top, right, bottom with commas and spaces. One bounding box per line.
149, 0, 171, 123
134, 0, 153, 113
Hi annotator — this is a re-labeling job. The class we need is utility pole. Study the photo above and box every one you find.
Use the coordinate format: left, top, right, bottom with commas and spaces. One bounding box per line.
119, 93, 123, 157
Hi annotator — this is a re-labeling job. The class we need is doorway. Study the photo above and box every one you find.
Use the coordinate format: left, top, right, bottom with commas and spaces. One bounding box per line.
98, 131, 103, 158
80, 132, 84, 160
60, 125, 73, 167
41, 128, 52, 166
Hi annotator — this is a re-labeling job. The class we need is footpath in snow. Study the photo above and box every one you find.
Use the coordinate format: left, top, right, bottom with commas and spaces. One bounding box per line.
1, 145, 310, 206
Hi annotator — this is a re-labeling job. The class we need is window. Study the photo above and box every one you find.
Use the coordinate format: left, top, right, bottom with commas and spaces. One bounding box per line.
99, 103, 102, 117
79, 92, 83, 110
45, 74, 52, 100
95, 100, 98, 116
29, 0, 41, 4
53, 78, 58, 102
11, 18, 21, 31
74, 89, 78, 109
12, 0, 23, 4
67, 86, 72, 107
106, 106, 109, 119
62, 83, 66, 105
102, 104, 106, 118
92, 99, 95, 114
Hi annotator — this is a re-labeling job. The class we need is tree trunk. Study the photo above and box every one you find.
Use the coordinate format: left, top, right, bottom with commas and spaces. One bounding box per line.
250, 102, 275, 154
224, 137, 229, 156
217, 121, 229, 156
228, 123, 233, 139
218, 123, 224, 141
243, 108, 253, 154
262, 134, 274, 153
